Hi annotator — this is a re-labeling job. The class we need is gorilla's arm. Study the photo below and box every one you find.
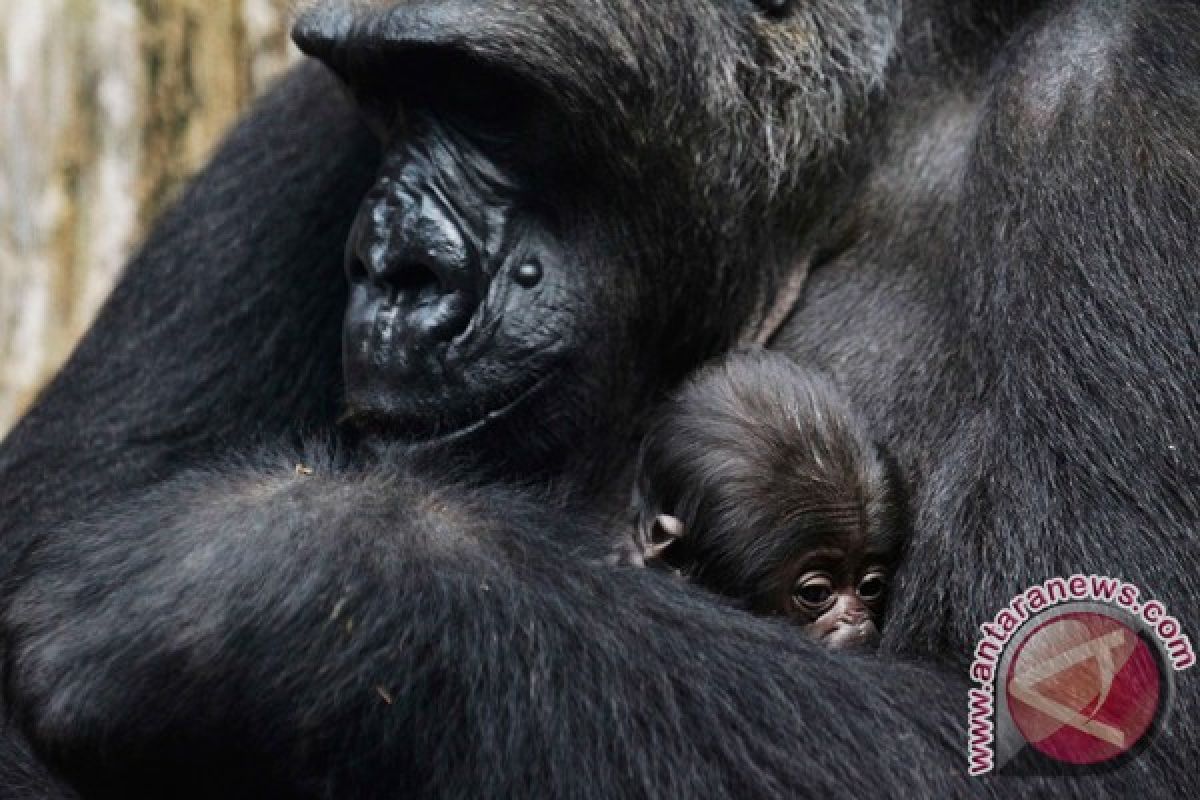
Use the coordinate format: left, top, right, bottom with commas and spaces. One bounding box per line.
0, 63, 377, 799
0, 733, 78, 799
4, 455, 978, 799
0, 65, 378, 552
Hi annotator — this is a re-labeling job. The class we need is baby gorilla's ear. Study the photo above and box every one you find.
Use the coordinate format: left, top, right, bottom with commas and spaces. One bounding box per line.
614, 482, 687, 568
629, 508, 686, 564
645, 514, 685, 561
623, 435, 688, 567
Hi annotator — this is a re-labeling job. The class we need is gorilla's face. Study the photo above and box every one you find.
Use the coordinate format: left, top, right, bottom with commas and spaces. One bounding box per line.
340, 83, 580, 448
293, 0, 898, 469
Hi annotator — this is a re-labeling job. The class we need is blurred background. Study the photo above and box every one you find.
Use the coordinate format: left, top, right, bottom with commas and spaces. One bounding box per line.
0, 0, 301, 434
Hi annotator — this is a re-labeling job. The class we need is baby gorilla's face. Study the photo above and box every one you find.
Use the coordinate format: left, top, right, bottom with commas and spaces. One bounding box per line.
762, 546, 889, 649
632, 511, 894, 650
627, 350, 907, 648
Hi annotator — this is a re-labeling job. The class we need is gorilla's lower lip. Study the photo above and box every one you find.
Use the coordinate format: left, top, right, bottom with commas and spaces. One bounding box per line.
408, 374, 553, 448
345, 373, 554, 447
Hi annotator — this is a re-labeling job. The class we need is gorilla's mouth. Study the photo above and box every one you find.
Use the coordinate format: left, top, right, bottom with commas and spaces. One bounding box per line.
413, 374, 555, 448
343, 371, 555, 448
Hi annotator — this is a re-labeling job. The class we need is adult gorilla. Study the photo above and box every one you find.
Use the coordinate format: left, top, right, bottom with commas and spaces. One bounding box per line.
1, 0, 1197, 797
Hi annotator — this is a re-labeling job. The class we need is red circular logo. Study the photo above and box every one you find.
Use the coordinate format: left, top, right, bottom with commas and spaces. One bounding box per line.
1005, 611, 1162, 765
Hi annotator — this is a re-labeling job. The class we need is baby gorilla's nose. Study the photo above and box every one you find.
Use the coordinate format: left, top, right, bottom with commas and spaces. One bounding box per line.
821, 593, 880, 650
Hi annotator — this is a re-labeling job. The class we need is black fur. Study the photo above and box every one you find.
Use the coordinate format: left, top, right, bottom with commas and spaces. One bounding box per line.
3, 447, 970, 798
0, 0, 1197, 796
632, 350, 906, 618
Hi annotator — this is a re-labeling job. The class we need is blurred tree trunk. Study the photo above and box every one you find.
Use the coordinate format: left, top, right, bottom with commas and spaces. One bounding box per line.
0, 0, 299, 434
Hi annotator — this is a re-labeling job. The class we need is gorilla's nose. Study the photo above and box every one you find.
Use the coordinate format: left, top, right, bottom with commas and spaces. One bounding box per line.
363, 254, 477, 343
349, 186, 481, 344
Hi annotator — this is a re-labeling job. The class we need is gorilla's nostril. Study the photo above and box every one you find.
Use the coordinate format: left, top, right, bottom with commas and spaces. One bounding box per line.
377, 260, 478, 343
390, 262, 442, 304
347, 257, 369, 283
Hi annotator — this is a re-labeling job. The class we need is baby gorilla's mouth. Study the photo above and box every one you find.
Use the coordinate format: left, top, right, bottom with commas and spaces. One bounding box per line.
821, 620, 880, 651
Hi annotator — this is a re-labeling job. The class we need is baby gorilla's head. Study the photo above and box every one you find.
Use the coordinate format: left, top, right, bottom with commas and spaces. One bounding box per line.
631, 350, 907, 649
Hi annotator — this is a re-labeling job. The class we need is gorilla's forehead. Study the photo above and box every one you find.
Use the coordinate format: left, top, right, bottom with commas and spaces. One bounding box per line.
293, 0, 901, 215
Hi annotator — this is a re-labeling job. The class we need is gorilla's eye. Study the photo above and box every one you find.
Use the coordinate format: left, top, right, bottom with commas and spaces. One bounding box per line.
514, 262, 543, 289
858, 571, 888, 603
792, 573, 834, 610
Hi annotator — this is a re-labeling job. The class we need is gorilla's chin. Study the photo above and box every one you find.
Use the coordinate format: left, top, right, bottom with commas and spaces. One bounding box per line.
343, 368, 569, 475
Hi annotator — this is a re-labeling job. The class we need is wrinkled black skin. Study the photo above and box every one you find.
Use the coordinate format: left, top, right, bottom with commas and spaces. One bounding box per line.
1, 0, 1199, 797
339, 84, 585, 466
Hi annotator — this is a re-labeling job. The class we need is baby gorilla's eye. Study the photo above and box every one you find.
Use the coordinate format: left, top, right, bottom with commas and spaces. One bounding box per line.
857, 570, 888, 602
792, 573, 834, 610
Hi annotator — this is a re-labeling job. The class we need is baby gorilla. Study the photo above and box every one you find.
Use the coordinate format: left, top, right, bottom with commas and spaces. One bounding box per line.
630, 350, 907, 649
